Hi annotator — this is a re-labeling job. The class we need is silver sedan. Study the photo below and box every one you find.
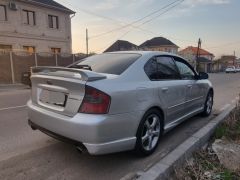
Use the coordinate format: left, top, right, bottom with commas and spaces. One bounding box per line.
27, 51, 213, 156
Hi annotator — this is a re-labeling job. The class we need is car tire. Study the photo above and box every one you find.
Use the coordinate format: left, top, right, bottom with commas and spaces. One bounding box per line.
134, 109, 163, 156
201, 91, 213, 117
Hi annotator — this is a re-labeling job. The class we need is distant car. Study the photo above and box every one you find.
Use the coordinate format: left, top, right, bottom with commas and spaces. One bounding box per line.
236, 67, 240, 72
27, 51, 214, 156
225, 66, 236, 73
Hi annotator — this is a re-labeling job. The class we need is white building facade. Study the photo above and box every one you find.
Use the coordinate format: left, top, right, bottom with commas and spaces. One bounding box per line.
0, 0, 74, 53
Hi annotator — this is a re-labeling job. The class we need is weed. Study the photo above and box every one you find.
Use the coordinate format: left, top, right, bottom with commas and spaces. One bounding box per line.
173, 94, 240, 180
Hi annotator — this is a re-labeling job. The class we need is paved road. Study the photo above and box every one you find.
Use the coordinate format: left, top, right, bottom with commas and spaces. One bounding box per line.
0, 73, 240, 180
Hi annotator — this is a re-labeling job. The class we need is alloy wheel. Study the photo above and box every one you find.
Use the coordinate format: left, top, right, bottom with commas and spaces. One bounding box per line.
141, 114, 161, 151
206, 94, 213, 114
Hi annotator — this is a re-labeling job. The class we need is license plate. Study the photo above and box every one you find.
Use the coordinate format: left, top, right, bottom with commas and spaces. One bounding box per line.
39, 89, 67, 107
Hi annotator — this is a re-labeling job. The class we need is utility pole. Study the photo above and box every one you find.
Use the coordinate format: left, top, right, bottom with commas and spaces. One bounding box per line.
196, 38, 202, 71
86, 28, 89, 56
234, 51, 236, 66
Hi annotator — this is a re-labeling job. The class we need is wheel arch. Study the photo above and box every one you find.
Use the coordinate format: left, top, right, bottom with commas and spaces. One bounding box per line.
140, 106, 165, 133
209, 87, 214, 97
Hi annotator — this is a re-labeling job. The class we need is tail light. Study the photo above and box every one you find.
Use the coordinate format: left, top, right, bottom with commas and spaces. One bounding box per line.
79, 86, 111, 114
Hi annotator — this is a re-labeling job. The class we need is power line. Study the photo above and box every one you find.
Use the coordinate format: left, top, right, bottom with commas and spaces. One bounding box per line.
58, 0, 200, 52
58, 0, 196, 44
97, 0, 185, 52
58, 0, 157, 37
95, 30, 133, 52
137, 1, 184, 26
89, 0, 183, 39
205, 41, 240, 49
84, 0, 195, 45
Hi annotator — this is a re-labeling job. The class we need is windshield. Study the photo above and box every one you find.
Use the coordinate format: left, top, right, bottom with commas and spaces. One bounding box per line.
71, 53, 141, 75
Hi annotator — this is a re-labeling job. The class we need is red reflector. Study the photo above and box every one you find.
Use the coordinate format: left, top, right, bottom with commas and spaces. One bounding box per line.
79, 86, 111, 114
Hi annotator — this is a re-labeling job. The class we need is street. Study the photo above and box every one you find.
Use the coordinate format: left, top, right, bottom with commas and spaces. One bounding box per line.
0, 73, 240, 180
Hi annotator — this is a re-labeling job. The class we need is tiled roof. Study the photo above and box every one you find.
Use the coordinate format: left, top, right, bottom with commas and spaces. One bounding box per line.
104, 40, 138, 52
139, 37, 179, 48
24, 0, 75, 14
180, 46, 214, 56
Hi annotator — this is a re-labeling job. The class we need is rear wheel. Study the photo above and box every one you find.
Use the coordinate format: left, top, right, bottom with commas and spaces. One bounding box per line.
134, 109, 163, 156
201, 91, 213, 117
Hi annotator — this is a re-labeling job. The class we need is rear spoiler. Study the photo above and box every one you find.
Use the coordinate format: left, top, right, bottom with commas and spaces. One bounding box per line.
31, 66, 106, 82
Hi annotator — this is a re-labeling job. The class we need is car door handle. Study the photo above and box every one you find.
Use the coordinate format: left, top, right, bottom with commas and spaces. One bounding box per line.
161, 87, 169, 92
187, 85, 192, 88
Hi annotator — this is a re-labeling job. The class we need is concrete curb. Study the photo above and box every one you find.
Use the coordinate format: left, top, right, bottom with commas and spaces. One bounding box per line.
0, 84, 29, 91
138, 105, 235, 180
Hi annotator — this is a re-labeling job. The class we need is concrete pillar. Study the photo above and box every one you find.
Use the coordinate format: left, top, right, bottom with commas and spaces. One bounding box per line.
9, 51, 15, 84
72, 54, 75, 63
55, 54, 58, 66
34, 53, 38, 67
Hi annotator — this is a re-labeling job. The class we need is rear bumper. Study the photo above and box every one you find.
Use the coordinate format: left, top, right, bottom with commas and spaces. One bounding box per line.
28, 119, 86, 150
27, 100, 139, 155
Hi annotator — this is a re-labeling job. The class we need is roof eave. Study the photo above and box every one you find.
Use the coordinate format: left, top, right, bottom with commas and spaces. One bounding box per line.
139, 44, 179, 48
20, 0, 75, 14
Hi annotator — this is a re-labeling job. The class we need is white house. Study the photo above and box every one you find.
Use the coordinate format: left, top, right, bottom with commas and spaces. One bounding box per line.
0, 0, 74, 53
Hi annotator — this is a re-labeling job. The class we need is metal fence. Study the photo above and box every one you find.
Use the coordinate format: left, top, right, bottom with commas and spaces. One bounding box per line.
0, 51, 86, 84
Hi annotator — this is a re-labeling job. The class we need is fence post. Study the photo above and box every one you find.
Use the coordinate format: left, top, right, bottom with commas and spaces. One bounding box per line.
9, 51, 15, 84
72, 54, 75, 63
34, 53, 38, 67
55, 53, 58, 66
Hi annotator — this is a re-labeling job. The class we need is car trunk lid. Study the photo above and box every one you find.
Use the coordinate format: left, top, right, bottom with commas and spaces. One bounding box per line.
30, 66, 107, 117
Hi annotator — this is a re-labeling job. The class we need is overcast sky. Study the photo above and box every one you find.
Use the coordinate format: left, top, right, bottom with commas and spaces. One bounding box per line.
57, 0, 239, 58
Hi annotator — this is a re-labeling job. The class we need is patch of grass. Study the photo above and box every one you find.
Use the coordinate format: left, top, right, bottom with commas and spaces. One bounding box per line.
215, 125, 227, 139
214, 100, 240, 142
220, 169, 235, 180
173, 149, 240, 180
172, 96, 240, 180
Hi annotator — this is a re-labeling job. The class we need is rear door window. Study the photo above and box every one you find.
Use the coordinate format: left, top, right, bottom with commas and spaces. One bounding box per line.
144, 56, 180, 80
72, 53, 141, 75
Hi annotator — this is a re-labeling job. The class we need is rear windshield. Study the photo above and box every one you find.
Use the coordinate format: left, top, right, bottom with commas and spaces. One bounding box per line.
72, 53, 141, 75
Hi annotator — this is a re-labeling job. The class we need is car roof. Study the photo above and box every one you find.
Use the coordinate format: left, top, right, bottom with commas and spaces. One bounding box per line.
105, 50, 183, 59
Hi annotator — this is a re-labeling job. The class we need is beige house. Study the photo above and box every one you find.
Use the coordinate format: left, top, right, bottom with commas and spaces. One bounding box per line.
139, 37, 179, 54
212, 55, 238, 72
0, 0, 74, 53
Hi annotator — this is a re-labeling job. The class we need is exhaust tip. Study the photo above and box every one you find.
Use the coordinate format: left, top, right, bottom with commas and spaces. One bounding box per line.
76, 146, 87, 154
28, 120, 37, 130
31, 125, 37, 130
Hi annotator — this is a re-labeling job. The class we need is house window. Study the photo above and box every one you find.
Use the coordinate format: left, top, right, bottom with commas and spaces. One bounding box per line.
23, 10, 36, 25
48, 15, 59, 29
23, 46, 35, 53
0, 44, 12, 51
51, 48, 61, 54
0, 5, 7, 21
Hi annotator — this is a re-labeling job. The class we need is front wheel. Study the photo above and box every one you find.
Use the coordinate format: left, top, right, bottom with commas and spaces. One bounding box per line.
201, 91, 213, 117
134, 109, 163, 156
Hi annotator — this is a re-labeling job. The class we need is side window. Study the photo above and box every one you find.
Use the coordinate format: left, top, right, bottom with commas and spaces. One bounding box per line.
48, 15, 59, 29
23, 10, 36, 26
144, 56, 180, 80
175, 60, 195, 80
0, 5, 7, 21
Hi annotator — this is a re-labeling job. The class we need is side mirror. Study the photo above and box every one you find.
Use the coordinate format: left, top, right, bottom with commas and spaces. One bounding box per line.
197, 72, 209, 80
